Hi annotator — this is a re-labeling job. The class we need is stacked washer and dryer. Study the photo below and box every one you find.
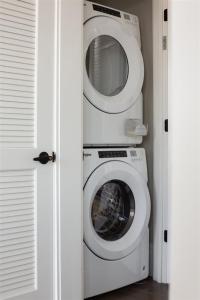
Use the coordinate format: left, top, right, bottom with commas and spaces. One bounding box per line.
83, 1, 151, 298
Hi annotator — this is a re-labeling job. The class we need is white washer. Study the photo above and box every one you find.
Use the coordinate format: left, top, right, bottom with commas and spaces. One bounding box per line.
83, 148, 151, 298
83, 1, 145, 146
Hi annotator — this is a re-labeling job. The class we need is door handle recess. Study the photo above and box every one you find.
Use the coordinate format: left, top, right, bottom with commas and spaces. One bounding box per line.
33, 152, 56, 164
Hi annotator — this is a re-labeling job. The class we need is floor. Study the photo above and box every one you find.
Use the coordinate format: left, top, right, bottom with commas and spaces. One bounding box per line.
88, 278, 169, 300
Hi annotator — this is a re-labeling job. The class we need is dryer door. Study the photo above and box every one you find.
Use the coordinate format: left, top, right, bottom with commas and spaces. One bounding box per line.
84, 16, 144, 114
84, 161, 150, 260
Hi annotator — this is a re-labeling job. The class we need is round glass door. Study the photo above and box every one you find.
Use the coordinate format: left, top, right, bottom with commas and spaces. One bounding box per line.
91, 180, 135, 241
86, 35, 129, 97
84, 16, 144, 113
84, 161, 150, 260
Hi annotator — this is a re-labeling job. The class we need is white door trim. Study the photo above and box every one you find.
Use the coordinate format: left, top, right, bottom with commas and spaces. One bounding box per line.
53, 1, 60, 299
55, 0, 83, 300
152, 0, 168, 283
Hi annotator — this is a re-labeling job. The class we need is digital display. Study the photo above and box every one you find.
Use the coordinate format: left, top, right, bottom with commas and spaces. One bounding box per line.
98, 151, 127, 158
93, 4, 121, 18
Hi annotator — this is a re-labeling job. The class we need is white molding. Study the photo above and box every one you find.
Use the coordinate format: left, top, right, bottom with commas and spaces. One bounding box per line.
56, 0, 83, 299
54, 0, 61, 299
152, 0, 168, 283
161, 0, 169, 284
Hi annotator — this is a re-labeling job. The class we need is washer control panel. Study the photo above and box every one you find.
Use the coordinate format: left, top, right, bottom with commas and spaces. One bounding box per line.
98, 150, 127, 158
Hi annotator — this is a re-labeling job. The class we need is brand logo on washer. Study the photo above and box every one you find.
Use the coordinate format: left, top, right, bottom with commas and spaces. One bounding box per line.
83, 152, 92, 157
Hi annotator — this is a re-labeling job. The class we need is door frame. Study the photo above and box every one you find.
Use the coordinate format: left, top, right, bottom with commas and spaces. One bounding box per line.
54, 0, 168, 298
55, 0, 83, 300
152, 0, 168, 283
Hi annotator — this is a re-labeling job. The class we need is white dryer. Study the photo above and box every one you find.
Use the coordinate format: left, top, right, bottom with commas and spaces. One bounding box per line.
83, 1, 145, 146
83, 148, 151, 298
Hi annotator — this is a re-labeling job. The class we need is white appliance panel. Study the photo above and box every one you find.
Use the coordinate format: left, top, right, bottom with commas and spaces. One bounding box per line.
83, 1, 145, 146
83, 148, 150, 298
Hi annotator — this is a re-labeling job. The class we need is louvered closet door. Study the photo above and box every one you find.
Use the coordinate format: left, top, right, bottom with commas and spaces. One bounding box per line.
0, 1, 55, 300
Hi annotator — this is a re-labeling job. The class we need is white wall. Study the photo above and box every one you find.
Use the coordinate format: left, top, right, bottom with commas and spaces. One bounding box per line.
169, 0, 200, 299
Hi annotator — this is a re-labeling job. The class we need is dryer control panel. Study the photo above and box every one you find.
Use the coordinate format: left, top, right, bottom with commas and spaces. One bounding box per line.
92, 4, 138, 24
93, 4, 121, 18
84, 1, 139, 25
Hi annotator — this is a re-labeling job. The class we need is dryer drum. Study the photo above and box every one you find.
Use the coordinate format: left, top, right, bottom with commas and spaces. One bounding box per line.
86, 35, 129, 97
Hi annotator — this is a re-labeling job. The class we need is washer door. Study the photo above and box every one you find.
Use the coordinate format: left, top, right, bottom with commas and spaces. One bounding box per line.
84, 161, 150, 260
84, 16, 144, 114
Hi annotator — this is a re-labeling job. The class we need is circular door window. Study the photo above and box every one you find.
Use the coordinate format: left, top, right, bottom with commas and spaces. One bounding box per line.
84, 161, 150, 260
86, 35, 129, 97
91, 180, 135, 241
84, 17, 144, 114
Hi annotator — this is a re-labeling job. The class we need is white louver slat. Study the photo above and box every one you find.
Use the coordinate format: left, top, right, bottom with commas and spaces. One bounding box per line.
0, 169, 36, 299
0, 0, 36, 148
0, 0, 55, 299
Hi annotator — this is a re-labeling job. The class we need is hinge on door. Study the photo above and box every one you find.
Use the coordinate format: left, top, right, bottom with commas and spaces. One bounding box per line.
164, 119, 168, 132
164, 230, 168, 243
164, 9, 168, 22
162, 36, 167, 50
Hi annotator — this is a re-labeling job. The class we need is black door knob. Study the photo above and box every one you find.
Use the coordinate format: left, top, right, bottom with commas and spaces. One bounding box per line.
33, 152, 56, 164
